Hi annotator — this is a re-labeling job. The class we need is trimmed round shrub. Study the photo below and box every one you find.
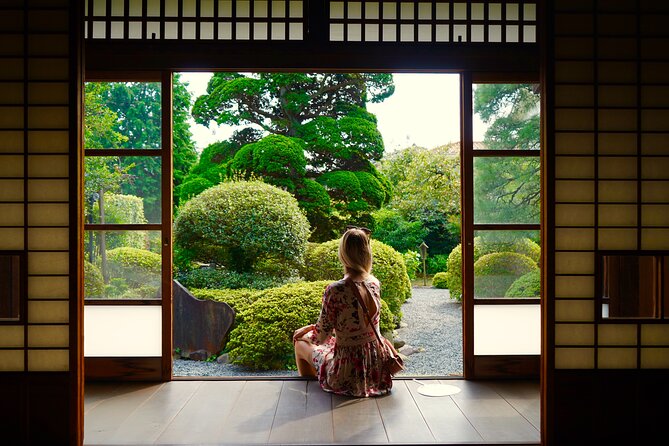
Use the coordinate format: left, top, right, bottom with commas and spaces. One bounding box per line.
229, 135, 306, 192
473, 252, 538, 297
178, 176, 214, 203
317, 171, 362, 203
445, 236, 541, 301
174, 180, 311, 273
432, 272, 449, 289
302, 239, 411, 322
477, 236, 541, 265
226, 281, 330, 369
84, 261, 105, 298
505, 269, 541, 298
106, 247, 161, 288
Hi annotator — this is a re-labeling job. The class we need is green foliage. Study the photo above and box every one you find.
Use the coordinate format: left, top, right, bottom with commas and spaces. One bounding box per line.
378, 145, 460, 257
295, 179, 333, 240
317, 170, 362, 204
477, 235, 541, 264
177, 177, 214, 203
106, 247, 161, 288
191, 73, 395, 242
379, 299, 394, 335
196, 279, 396, 370
473, 252, 538, 297
355, 171, 387, 208
371, 208, 428, 253
92, 193, 148, 250
229, 135, 306, 192
432, 272, 449, 289
226, 281, 330, 369
505, 269, 541, 298
84, 77, 198, 216
426, 254, 449, 275
84, 83, 128, 150
474, 157, 540, 224
190, 287, 262, 322
402, 250, 420, 280
104, 278, 129, 298
174, 180, 310, 273
99, 192, 147, 224
191, 141, 238, 175
298, 115, 385, 172
177, 267, 289, 291
172, 75, 199, 190
302, 239, 411, 322
474, 84, 540, 150
445, 236, 540, 301
192, 73, 394, 135
445, 243, 464, 301
84, 261, 105, 298
473, 84, 540, 224
83, 157, 134, 225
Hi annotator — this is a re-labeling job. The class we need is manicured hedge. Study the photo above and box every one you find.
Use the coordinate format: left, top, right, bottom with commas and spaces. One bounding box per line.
84, 261, 104, 298
174, 180, 310, 274
473, 252, 538, 297
194, 279, 395, 370
444, 236, 541, 301
505, 269, 541, 298
106, 247, 161, 287
432, 272, 449, 289
225, 281, 330, 369
178, 267, 288, 290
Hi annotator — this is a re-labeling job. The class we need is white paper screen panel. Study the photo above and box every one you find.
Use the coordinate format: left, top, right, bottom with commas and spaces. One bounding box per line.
85, 0, 305, 40
329, 1, 538, 43
84, 306, 162, 357
474, 304, 540, 355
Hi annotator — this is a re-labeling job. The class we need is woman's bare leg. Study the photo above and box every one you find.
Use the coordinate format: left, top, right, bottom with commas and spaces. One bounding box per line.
294, 340, 317, 378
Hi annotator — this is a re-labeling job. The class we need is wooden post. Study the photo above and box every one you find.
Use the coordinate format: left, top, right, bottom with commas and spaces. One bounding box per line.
420, 242, 429, 286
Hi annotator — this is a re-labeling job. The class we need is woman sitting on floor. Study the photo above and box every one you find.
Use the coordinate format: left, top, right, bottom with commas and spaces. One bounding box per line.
293, 226, 393, 397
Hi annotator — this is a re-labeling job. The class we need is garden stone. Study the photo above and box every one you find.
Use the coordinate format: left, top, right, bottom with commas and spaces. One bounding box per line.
189, 349, 209, 361
173, 280, 235, 359
399, 321, 408, 328
393, 339, 405, 349
216, 353, 230, 364
399, 344, 422, 356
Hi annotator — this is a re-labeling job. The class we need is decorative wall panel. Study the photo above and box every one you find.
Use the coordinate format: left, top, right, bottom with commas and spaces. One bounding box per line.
551, 0, 669, 371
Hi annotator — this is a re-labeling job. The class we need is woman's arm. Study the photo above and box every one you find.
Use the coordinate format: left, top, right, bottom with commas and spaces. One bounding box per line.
312, 285, 336, 344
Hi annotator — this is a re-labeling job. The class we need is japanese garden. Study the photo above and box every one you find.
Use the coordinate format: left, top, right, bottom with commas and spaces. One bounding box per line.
83, 73, 541, 375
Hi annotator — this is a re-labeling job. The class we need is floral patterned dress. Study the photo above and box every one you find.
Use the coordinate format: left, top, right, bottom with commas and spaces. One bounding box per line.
305, 278, 393, 397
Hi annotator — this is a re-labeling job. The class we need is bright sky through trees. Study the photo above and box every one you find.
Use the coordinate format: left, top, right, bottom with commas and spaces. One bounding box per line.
179, 72, 487, 153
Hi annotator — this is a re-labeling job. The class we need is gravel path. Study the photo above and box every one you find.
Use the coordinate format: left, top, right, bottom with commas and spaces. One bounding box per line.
393, 287, 463, 377
173, 286, 462, 377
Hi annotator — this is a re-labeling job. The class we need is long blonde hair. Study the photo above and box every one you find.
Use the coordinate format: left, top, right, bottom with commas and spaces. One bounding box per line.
338, 228, 372, 276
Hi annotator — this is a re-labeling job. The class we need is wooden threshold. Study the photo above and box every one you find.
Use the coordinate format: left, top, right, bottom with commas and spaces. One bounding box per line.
84, 379, 540, 445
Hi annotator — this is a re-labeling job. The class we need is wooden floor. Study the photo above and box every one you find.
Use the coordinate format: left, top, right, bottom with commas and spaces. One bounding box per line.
85, 379, 540, 445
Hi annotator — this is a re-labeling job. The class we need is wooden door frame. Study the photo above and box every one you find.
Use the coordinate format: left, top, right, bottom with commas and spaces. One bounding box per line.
461, 72, 542, 379
81, 72, 173, 382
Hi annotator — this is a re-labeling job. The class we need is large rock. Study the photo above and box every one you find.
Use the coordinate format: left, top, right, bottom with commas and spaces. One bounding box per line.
173, 280, 235, 359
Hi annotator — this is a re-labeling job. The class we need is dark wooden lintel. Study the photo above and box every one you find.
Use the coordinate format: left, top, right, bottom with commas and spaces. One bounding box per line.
85, 40, 540, 73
